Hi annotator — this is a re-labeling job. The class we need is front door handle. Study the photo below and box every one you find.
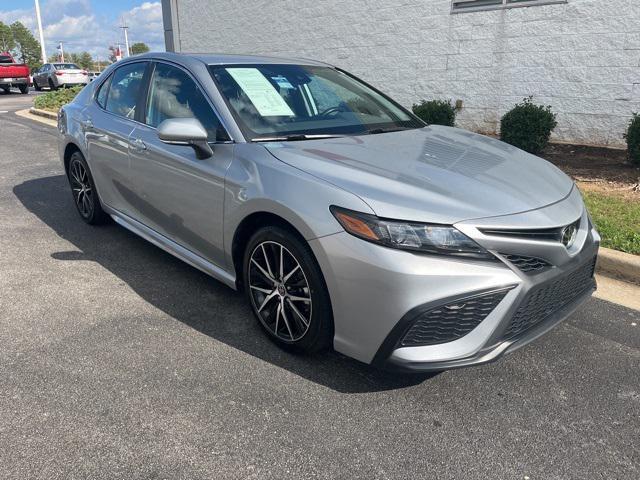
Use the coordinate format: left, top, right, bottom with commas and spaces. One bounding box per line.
130, 138, 147, 152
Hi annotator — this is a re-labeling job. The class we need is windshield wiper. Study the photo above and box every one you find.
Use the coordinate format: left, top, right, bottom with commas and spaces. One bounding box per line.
251, 134, 346, 142
366, 127, 410, 135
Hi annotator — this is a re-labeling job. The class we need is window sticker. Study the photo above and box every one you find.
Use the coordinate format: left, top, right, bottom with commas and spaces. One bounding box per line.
271, 75, 295, 90
226, 68, 295, 117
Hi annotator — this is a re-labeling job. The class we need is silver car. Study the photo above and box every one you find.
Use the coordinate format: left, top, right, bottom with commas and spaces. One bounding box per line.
57, 53, 599, 372
33, 62, 89, 91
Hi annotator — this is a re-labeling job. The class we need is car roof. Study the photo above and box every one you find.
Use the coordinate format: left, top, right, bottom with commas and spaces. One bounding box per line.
129, 51, 333, 68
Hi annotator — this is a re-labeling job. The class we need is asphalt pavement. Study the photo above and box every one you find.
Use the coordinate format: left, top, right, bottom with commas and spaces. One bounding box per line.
1, 91, 639, 479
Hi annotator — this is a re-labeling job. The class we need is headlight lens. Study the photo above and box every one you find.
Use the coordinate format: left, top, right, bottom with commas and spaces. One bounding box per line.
331, 206, 493, 259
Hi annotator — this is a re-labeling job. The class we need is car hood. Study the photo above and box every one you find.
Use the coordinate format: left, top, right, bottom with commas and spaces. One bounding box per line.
264, 125, 574, 224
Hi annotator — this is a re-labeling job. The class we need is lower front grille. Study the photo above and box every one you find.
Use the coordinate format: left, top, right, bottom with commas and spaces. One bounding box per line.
503, 256, 597, 340
502, 254, 552, 273
400, 288, 512, 347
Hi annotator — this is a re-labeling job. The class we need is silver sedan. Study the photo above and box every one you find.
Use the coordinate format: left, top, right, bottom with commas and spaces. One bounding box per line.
57, 53, 599, 372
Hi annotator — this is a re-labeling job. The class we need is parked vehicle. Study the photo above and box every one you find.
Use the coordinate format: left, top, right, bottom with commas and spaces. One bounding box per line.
57, 53, 599, 372
32, 63, 89, 91
0, 52, 30, 94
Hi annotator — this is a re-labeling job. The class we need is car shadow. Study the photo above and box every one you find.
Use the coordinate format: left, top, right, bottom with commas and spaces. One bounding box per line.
14, 175, 437, 393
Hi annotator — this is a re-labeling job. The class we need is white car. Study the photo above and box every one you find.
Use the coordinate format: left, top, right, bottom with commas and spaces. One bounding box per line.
32, 63, 89, 91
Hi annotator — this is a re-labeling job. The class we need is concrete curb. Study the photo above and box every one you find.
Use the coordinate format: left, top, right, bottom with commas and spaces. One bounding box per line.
29, 107, 58, 120
597, 247, 640, 285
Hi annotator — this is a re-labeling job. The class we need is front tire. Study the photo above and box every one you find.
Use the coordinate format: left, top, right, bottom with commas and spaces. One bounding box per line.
34, 80, 42, 91
19, 84, 28, 94
243, 226, 333, 353
67, 151, 109, 225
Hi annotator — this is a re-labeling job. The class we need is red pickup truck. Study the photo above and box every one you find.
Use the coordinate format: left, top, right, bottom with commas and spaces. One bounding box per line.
0, 52, 30, 94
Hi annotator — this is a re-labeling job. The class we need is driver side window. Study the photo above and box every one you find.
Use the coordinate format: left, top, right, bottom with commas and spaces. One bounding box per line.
145, 62, 229, 141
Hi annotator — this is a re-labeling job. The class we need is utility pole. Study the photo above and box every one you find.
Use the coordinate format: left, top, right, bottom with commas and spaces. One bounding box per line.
120, 21, 130, 58
34, 0, 47, 64
58, 41, 64, 62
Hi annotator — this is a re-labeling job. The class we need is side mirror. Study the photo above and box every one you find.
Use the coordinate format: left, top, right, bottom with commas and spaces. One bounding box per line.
157, 117, 213, 160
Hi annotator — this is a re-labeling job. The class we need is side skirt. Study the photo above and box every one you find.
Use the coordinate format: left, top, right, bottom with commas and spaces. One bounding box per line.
104, 205, 237, 290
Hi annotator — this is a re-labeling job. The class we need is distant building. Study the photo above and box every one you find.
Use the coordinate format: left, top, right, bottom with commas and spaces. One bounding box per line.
162, 0, 640, 147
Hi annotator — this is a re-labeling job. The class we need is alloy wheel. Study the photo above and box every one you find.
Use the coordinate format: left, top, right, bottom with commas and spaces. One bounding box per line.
69, 159, 94, 218
248, 241, 312, 342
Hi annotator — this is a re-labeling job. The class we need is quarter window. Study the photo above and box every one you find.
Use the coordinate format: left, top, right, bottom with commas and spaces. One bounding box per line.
145, 62, 228, 141
95, 74, 112, 109
452, 0, 566, 13
105, 62, 147, 119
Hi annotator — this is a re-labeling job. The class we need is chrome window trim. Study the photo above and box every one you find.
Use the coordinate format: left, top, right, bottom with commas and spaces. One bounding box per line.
451, 0, 567, 14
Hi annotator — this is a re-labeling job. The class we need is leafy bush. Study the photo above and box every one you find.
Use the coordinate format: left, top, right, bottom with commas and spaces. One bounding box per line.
624, 113, 640, 166
33, 85, 84, 112
412, 99, 456, 127
500, 97, 557, 154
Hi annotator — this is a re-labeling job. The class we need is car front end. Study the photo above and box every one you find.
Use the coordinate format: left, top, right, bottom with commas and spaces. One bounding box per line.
309, 185, 598, 372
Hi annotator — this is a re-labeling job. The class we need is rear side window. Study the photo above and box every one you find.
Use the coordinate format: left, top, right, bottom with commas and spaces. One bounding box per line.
145, 62, 229, 141
105, 62, 147, 119
95, 74, 112, 108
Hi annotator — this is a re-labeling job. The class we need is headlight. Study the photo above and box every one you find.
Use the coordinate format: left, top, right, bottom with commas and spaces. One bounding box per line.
330, 206, 493, 259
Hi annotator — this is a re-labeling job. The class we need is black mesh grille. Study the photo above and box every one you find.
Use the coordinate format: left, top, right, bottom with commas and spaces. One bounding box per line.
503, 256, 597, 340
400, 289, 512, 347
502, 254, 552, 273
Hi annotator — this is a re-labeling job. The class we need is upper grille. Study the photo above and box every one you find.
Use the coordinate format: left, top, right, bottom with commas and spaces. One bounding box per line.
502, 256, 597, 340
502, 254, 552, 273
400, 288, 512, 347
481, 219, 581, 244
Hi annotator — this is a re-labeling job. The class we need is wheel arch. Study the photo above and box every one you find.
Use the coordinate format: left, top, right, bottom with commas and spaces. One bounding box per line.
231, 210, 310, 290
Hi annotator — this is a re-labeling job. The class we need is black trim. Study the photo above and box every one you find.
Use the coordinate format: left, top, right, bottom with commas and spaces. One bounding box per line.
371, 285, 516, 368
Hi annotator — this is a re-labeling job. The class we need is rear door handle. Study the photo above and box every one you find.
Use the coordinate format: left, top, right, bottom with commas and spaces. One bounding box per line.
130, 138, 147, 152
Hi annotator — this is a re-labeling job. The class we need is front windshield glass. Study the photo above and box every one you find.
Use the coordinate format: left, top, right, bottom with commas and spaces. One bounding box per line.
54, 63, 80, 70
209, 64, 423, 140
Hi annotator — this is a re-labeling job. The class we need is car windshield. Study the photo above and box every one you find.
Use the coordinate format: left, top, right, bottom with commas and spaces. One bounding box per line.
209, 64, 423, 140
54, 63, 80, 70
0, 55, 13, 63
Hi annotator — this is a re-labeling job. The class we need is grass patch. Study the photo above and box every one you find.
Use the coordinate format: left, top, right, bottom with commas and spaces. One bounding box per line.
581, 189, 640, 255
33, 86, 84, 112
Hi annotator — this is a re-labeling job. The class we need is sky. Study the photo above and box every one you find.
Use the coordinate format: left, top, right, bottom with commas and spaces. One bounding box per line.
0, 0, 164, 60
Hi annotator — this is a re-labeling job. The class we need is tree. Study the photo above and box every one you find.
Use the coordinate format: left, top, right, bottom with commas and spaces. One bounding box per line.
10, 21, 42, 69
130, 42, 150, 55
0, 21, 15, 52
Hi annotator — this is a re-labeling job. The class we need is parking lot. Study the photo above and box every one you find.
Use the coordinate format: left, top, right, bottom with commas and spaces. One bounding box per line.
1, 91, 639, 479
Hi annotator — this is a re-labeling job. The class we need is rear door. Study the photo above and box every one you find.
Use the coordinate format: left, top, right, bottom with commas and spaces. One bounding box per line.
126, 61, 233, 266
84, 61, 150, 216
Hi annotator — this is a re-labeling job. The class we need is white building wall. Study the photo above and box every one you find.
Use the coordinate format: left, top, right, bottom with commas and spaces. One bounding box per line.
168, 0, 640, 147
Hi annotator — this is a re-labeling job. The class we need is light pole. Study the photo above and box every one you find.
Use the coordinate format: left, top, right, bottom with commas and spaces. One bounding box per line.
34, 0, 47, 64
120, 24, 130, 58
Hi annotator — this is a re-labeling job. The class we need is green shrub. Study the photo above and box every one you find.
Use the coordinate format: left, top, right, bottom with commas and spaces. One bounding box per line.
33, 85, 84, 112
500, 97, 557, 154
412, 99, 456, 127
624, 113, 640, 166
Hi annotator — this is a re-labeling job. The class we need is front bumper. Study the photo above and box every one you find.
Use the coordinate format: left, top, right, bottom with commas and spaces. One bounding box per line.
310, 186, 599, 371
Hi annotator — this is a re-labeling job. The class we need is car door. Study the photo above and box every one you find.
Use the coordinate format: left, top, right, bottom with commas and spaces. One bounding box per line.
127, 61, 233, 267
35, 65, 47, 86
83, 61, 149, 216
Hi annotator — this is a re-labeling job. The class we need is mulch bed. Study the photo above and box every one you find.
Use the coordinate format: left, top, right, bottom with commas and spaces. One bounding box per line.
541, 144, 640, 193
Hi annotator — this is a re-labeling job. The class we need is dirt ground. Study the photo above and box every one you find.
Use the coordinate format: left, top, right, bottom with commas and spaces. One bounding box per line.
542, 144, 640, 200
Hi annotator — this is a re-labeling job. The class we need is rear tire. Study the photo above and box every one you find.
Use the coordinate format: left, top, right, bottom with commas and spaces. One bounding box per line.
67, 151, 109, 225
1, 86, 9, 94
19, 84, 28, 94
243, 226, 333, 353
